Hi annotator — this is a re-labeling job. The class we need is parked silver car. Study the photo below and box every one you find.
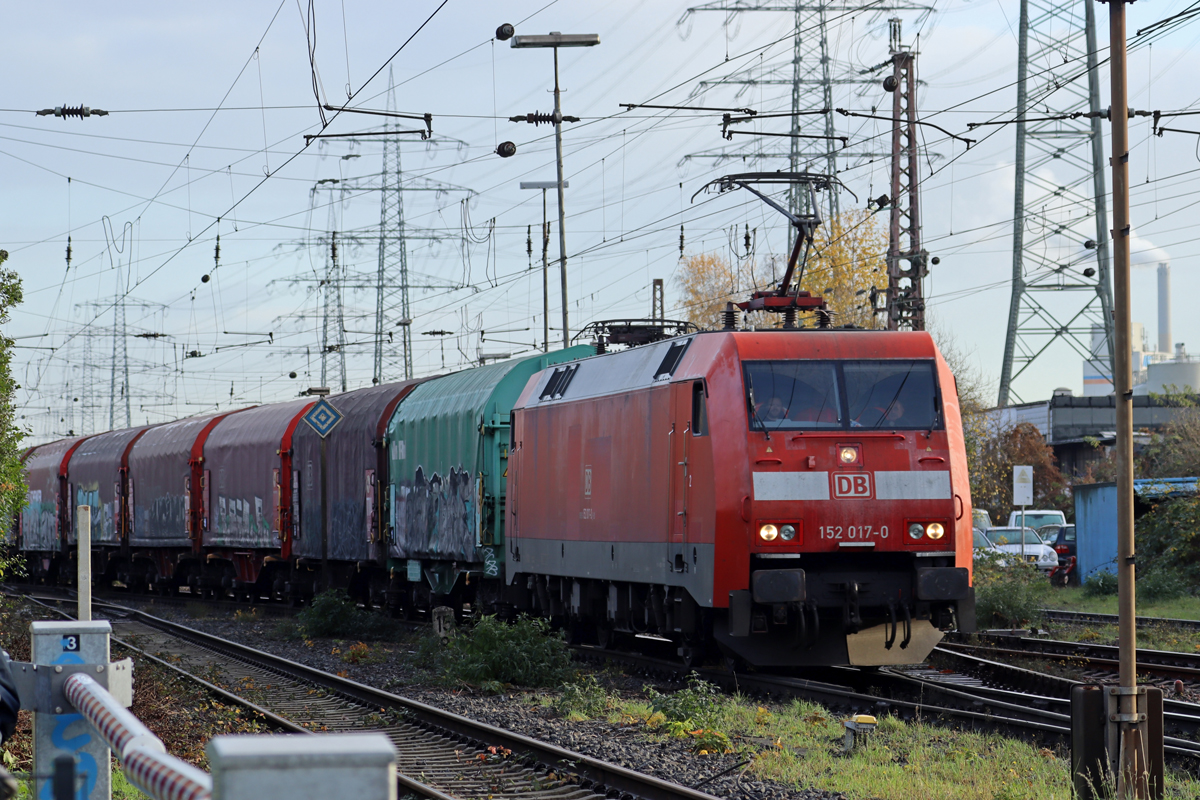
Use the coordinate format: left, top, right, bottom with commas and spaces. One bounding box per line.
985, 526, 1057, 574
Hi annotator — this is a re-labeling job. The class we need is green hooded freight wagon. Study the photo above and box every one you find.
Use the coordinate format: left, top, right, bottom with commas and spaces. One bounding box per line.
385, 346, 591, 599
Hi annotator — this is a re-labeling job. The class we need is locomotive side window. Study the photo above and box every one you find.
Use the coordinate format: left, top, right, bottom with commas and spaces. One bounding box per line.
844, 361, 940, 430
691, 381, 708, 436
744, 362, 842, 430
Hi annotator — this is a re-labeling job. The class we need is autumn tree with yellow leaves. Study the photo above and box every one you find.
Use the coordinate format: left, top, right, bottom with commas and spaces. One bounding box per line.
674, 209, 887, 329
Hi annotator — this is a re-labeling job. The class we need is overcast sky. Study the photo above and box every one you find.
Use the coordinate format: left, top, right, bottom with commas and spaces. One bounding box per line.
4, 0, 1199, 442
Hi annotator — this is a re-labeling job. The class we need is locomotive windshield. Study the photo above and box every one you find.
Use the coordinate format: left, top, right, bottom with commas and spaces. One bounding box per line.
744, 360, 941, 431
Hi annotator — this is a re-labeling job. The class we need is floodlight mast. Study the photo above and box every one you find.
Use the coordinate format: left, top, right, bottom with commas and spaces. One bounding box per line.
510, 31, 600, 349
694, 172, 852, 328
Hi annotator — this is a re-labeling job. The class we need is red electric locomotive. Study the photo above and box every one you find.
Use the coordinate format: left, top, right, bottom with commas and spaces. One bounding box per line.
506, 327, 974, 668
504, 172, 974, 669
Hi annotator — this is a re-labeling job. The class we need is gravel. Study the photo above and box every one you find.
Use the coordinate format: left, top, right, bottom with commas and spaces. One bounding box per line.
109, 601, 848, 800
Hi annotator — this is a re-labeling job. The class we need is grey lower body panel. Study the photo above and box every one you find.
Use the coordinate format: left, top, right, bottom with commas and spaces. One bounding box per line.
509, 538, 715, 607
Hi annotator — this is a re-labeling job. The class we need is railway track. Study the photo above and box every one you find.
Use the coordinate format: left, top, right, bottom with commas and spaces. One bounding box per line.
571, 643, 1200, 763
15, 595, 722, 800
923, 646, 1200, 739
943, 634, 1200, 684
7, 582, 299, 618
1041, 608, 1200, 632
16, 587, 1200, 775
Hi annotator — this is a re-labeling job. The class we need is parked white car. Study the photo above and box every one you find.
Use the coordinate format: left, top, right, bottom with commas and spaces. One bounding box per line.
986, 526, 1057, 574
973, 528, 1008, 566
1005, 509, 1066, 530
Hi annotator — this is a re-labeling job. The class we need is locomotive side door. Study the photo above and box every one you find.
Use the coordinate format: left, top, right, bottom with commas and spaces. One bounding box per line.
668, 382, 692, 573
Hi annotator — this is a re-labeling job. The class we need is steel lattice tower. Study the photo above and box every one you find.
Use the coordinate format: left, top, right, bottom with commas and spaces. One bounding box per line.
374, 68, 413, 383
109, 270, 131, 430
682, 2, 932, 220
997, 0, 1113, 406
319, 227, 347, 392
81, 332, 95, 435
885, 18, 926, 331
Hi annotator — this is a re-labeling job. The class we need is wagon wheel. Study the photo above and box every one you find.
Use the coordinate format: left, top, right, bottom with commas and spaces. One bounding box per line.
596, 622, 615, 650
678, 642, 701, 671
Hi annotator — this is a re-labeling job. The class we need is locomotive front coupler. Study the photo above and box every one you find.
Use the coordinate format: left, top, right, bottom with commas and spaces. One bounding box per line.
789, 600, 819, 649
842, 581, 863, 634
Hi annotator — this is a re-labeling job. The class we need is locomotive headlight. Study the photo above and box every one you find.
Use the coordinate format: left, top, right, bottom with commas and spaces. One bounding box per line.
839, 446, 859, 464
780, 524, 797, 541
759, 524, 779, 541
908, 522, 925, 540
925, 522, 945, 540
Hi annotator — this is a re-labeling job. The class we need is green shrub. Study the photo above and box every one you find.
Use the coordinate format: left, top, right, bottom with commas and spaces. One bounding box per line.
298, 590, 399, 640
643, 673, 732, 753
1134, 495, 1200, 585
644, 672, 723, 730
419, 615, 573, 689
1137, 568, 1189, 602
972, 551, 1050, 628
554, 674, 614, 719
1082, 570, 1119, 597
273, 618, 303, 640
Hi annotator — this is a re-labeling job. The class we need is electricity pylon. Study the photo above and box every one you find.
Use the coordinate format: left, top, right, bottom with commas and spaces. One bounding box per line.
681, 1, 933, 219
376, 67, 412, 383
997, 0, 1113, 406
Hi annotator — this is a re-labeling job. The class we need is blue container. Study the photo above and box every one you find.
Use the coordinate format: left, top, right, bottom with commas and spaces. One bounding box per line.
1073, 478, 1198, 580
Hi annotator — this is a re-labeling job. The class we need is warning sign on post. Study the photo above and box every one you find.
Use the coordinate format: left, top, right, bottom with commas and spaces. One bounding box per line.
1013, 465, 1033, 507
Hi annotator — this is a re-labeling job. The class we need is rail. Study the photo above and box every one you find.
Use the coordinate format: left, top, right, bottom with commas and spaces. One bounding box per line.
1041, 608, 1200, 632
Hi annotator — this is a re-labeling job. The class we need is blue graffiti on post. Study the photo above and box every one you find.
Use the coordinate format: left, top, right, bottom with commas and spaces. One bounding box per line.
39, 650, 98, 800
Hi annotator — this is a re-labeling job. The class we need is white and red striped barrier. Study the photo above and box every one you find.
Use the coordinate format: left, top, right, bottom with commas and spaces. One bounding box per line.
63, 673, 212, 800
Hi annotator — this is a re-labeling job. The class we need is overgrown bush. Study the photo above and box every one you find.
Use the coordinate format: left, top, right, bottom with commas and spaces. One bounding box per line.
554, 674, 614, 719
418, 615, 573, 690
1137, 568, 1189, 602
1133, 495, 1200, 592
1082, 571, 1119, 597
972, 551, 1050, 628
643, 673, 731, 753
644, 672, 724, 731
298, 590, 399, 640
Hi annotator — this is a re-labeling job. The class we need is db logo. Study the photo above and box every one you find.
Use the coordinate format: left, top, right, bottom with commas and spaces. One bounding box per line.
833, 473, 871, 498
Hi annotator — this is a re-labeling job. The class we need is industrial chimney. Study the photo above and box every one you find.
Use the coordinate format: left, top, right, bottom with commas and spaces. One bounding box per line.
1158, 261, 1172, 355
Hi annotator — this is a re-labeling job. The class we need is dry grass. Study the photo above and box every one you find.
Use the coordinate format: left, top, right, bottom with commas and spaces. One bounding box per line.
0, 596, 272, 797
1045, 586, 1200, 621
562, 680, 1200, 800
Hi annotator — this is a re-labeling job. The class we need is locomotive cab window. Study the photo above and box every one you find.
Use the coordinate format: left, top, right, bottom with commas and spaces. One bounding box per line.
744, 362, 842, 430
743, 360, 941, 431
845, 360, 940, 430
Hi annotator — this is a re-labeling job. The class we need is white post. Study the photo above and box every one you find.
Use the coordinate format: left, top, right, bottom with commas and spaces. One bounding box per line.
78, 504, 92, 622
1020, 506, 1027, 563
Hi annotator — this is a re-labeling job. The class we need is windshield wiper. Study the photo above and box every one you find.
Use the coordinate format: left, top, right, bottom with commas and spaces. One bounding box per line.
746, 374, 771, 441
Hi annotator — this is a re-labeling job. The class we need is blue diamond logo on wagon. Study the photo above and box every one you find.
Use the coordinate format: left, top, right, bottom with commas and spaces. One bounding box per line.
302, 398, 344, 438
